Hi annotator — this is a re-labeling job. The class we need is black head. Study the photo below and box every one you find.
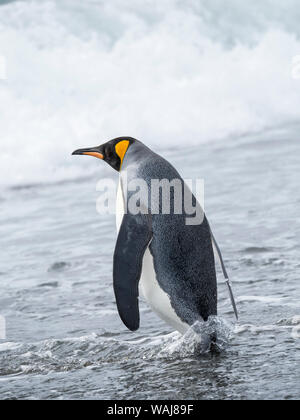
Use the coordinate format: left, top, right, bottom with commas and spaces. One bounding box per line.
72, 137, 136, 171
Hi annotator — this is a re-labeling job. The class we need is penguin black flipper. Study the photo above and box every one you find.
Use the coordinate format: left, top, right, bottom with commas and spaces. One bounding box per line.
113, 213, 152, 331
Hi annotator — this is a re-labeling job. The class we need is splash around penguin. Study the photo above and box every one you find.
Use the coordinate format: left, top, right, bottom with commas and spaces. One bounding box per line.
72, 137, 237, 335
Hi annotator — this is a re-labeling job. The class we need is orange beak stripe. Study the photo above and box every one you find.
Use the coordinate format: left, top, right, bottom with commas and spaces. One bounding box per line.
82, 152, 104, 160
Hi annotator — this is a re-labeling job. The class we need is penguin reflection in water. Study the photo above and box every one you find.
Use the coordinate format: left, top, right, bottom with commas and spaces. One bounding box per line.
73, 138, 237, 350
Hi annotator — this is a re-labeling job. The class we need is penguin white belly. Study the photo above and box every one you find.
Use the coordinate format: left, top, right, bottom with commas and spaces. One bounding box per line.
116, 179, 189, 335
116, 178, 124, 233
139, 248, 189, 334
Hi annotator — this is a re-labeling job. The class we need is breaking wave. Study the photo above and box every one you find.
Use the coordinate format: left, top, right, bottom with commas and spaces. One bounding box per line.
0, 0, 300, 185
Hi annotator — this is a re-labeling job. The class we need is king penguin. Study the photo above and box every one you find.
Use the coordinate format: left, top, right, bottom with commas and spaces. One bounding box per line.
72, 137, 237, 336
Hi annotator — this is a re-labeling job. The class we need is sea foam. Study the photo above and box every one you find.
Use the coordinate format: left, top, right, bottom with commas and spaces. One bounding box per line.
0, 0, 300, 186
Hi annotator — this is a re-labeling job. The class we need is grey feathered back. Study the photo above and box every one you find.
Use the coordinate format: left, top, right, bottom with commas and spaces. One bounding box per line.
121, 141, 217, 325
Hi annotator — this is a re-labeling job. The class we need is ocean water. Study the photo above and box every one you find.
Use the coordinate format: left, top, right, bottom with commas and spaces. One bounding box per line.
1, 126, 299, 400
0, 0, 300, 400
1, 0, 300, 186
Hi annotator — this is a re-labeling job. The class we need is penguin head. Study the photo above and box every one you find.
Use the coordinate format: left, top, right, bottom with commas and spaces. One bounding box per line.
72, 137, 135, 171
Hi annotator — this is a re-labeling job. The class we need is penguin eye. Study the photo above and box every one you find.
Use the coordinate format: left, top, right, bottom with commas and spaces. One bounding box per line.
105, 149, 113, 159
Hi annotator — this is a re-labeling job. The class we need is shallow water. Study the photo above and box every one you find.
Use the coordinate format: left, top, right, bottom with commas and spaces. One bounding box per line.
0, 127, 299, 400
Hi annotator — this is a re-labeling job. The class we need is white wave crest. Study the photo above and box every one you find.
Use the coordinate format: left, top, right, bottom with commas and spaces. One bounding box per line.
1, 0, 300, 185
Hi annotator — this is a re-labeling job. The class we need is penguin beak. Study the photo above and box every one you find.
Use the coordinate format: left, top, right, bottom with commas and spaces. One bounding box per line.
72, 147, 104, 160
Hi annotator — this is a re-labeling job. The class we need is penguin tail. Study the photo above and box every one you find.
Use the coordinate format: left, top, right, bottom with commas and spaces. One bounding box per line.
209, 332, 221, 354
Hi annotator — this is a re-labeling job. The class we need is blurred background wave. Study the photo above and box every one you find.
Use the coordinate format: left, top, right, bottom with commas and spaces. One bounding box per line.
0, 0, 300, 185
